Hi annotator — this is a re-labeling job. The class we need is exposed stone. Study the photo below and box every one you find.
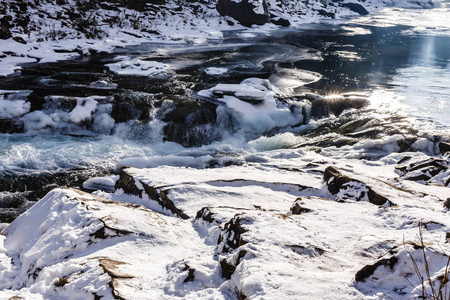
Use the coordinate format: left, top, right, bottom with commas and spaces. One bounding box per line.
182, 264, 196, 283
396, 156, 449, 186
290, 198, 311, 214
220, 249, 247, 279
340, 2, 369, 15
216, 0, 270, 27
444, 198, 450, 210
111, 102, 141, 123
115, 169, 189, 219
12, 36, 27, 44
0, 16, 12, 40
439, 142, 450, 156
355, 256, 398, 282
270, 17, 290, 27
115, 169, 143, 197
323, 166, 395, 206
194, 207, 216, 223
0, 119, 24, 134
217, 214, 247, 253
310, 95, 369, 118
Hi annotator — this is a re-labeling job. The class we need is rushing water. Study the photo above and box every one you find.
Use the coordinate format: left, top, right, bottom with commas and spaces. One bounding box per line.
1, 8, 450, 222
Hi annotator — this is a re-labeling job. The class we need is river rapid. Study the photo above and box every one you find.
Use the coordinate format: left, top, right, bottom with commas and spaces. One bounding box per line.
1, 8, 449, 223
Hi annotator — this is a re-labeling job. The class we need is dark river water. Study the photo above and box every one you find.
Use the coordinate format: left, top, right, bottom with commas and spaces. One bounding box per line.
1, 11, 450, 222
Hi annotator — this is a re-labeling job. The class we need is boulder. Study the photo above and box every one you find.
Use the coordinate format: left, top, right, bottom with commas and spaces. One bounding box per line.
340, 3, 369, 15
396, 156, 449, 186
0, 16, 12, 40
439, 142, 450, 156
216, 0, 270, 27
323, 166, 395, 206
270, 17, 290, 27
290, 198, 311, 214
217, 214, 248, 279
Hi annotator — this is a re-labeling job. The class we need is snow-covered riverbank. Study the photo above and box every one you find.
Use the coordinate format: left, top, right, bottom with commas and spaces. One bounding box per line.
1, 145, 449, 299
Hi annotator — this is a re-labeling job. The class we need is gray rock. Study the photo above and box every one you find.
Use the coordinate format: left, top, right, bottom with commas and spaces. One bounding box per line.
216, 0, 270, 27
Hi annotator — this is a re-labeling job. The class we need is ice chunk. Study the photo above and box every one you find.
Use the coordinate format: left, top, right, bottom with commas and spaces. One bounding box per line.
106, 58, 169, 77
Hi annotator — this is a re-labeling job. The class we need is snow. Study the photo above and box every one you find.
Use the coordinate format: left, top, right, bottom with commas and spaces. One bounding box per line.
205, 67, 228, 75
18, 96, 115, 135
1, 1, 449, 299
198, 78, 308, 132
106, 57, 170, 77
2, 147, 450, 299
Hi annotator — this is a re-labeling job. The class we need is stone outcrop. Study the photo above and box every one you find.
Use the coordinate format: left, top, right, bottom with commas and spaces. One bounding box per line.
217, 214, 248, 279
115, 168, 189, 219
323, 166, 395, 206
216, 0, 270, 27
396, 155, 449, 186
439, 142, 450, 156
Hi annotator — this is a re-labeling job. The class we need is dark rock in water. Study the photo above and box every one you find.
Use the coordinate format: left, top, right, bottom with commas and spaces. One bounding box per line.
310, 95, 369, 119
355, 256, 398, 282
111, 102, 141, 123
439, 142, 450, 156
290, 198, 311, 214
162, 100, 229, 147
323, 166, 395, 206
0, 119, 24, 134
396, 138, 417, 153
340, 3, 369, 15
0, 16, 12, 40
216, 0, 270, 27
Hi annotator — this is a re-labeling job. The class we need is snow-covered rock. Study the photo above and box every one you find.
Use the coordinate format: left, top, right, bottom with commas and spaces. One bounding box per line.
1, 147, 450, 298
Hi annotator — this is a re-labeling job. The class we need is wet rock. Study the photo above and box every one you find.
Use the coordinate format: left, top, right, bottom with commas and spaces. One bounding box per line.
288, 244, 325, 257
340, 3, 369, 15
220, 249, 247, 279
111, 102, 141, 123
162, 101, 226, 147
323, 166, 395, 206
439, 142, 450, 156
216, 0, 270, 27
317, 9, 335, 19
310, 94, 369, 119
114, 169, 143, 197
0, 119, 24, 134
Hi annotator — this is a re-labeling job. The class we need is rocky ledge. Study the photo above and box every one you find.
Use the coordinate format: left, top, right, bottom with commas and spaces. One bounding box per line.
1, 144, 449, 299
